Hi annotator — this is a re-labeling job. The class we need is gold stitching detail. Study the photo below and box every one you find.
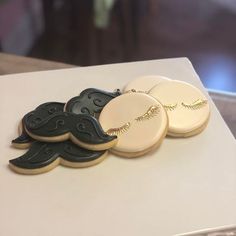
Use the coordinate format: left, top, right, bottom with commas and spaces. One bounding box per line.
163, 103, 177, 111
181, 99, 208, 110
106, 122, 131, 136
135, 105, 160, 122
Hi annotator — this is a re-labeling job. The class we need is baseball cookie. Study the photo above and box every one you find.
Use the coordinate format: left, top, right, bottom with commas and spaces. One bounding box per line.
64, 88, 121, 116
9, 140, 107, 175
149, 80, 210, 137
123, 75, 170, 93
99, 91, 168, 157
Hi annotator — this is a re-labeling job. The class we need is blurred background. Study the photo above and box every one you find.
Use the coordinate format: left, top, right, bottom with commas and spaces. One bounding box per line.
0, 0, 236, 93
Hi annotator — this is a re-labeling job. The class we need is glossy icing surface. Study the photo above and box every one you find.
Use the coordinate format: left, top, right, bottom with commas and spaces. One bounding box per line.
23, 102, 65, 129
12, 131, 33, 146
65, 88, 121, 116
123, 75, 170, 93
149, 80, 210, 135
25, 112, 117, 145
99, 92, 168, 155
9, 140, 106, 170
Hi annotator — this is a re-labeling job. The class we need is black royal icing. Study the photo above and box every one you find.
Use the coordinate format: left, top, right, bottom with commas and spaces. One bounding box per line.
65, 88, 121, 116
9, 140, 106, 170
12, 131, 34, 146
25, 112, 117, 146
13, 102, 65, 146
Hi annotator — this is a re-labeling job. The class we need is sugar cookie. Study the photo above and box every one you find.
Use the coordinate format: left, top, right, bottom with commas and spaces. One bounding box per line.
65, 88, 121, 116
12, 131, 33, 149
25, 112, 117, 151
12, 102, 65, 148
149, 80, 210, 137
9, 141, 107, 175
99, 92, 168, 157
23, 102, 65, 128
123, 75, 170, 93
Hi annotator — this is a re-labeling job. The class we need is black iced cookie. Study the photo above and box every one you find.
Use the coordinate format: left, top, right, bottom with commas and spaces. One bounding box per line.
64, 88, 121, 116
23, 102, 65, 129
12, 102, 65, 148
25, 112, 117, 151
12, 131, 34, 149
9, 141, 107, 174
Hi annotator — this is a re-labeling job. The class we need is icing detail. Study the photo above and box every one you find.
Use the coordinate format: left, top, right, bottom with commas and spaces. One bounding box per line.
65, 88, 121, 115
76, 122, 94, 138
181, 99, 208, 110
163, 103, 177, 111
106, 122, 131, 136
80, 116, 112, 140
12, 132, 33, 145
98, 92, 168, 156
23, 102, 65, 129
9, 141, 106, 171
135, 105, 160, 122
125, 89, 148, 94
25, 112, 117, 145
47, 119, 65, 132
80, 107, 91, 115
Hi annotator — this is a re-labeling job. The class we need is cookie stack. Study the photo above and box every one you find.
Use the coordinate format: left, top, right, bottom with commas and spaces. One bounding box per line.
9, 76, 210, 174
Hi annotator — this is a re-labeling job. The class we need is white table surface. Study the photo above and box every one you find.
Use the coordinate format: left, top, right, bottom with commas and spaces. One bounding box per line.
0, 58, 235, 236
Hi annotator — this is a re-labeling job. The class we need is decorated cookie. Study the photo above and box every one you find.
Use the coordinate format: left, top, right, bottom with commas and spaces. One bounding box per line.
123, 75, 170, 93
23, 102, 65, 128
149, 80, 210, 137
12, 131, 33, 149
25, 112, 117, 151
9, 141, 107, 174
99, 92, 168, 157
65, 88, 121, 116
12, 102, 65, 148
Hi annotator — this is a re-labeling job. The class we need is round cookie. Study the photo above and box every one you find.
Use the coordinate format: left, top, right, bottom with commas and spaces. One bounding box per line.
123, 75, 170, 93
149, 80, 210, 137
99, 92, 168, 157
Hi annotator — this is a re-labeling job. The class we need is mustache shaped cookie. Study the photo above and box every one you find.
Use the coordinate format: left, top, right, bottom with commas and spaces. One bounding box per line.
12, 88, 120, 150
149, 81, 210, 137
64, 88, 121, 116
24, 112, 118, 151
12, 131, 34, 149
12, 102, 65, 149
9, 141, 107, 175
99, 92, 168, 158
24, 102, 66, 128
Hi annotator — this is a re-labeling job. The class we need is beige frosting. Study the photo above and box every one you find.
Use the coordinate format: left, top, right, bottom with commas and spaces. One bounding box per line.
149, 80, 210, 135
99, 92, 168, 156
123, 75, 170, 93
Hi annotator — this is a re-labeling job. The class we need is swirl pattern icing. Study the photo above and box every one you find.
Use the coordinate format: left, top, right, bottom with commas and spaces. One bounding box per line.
23, 102, 65, 129
9, 141, 106, 170
65, 88, 121, 115
25, 112, 117, 146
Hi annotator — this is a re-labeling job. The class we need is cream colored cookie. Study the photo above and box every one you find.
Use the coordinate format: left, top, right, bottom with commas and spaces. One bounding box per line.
123, 75, 171, 93
149, 80, 210, 137
9, 153, 108, 175
99, 92, 168, 157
